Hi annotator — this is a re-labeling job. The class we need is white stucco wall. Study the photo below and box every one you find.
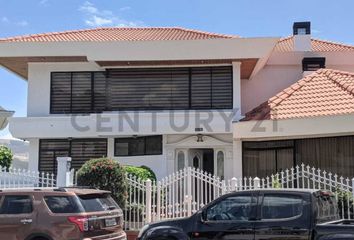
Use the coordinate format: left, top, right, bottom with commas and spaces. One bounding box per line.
241, 65, 303, 114
28, 138, 39, 172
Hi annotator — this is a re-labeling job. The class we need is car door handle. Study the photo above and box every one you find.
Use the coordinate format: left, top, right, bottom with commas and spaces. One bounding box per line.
20, 218, 33, 224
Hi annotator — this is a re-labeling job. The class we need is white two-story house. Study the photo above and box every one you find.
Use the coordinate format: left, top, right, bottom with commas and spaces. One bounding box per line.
2, 22, 354, 180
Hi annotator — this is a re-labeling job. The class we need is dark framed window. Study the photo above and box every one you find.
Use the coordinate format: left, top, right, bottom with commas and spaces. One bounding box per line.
39, 138, 107, 172
50, 66, 233, 114
50, 72, 106, 114
302, 57, 326, 71
242, 140, 295, 178
114, 135, 162, 156
0, 195, 33, 214
242, 135, 354, 178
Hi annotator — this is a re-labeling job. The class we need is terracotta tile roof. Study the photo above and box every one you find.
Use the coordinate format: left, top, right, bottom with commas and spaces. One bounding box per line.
0, 27, 237, 42
275, 36, 354, 52
242, 69, 354, 121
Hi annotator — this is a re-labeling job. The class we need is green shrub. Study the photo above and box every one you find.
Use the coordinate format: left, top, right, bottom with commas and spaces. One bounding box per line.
272, 175, 281, 189
124, 165, 157, 182
76, 158, 127, 207
336, 188, 354, 219
0, 145, 13, 169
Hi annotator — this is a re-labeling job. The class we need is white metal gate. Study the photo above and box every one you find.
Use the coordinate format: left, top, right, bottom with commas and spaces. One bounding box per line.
124, 164, 354, 230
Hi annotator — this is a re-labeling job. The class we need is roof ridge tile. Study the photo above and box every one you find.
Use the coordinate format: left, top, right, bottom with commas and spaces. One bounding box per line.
274, 36, 354, 52
0, 27, 238, 42
322, 69, 354, 97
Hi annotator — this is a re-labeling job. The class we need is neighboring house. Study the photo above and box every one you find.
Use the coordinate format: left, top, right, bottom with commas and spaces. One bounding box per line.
0, 106, 14, 130
1, 22, 354, 180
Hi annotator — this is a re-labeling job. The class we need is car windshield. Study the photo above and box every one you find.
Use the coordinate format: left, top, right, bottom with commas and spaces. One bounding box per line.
78, 194, 120, 212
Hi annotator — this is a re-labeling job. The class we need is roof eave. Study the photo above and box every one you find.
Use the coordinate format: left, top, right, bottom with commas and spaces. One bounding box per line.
0, 37, 279, 79
233, 113, 354, 141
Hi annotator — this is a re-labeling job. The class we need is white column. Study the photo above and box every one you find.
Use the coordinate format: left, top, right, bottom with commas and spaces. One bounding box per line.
165, 146, 175, 176
233, 139, 243, 179
107, 138, 115, 158
56, 157, 72, 187
232, 61, 242, 120
28, 138, 39, 172
145, 179, 152, 223
223, 147, 233, 180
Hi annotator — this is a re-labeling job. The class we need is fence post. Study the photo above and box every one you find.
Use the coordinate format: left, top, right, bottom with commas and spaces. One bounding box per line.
156, 182, 161, 221
145, 179, 152, 224
221, 180, 226, 195
352, 178, 354, 199
231, 177, 237, 192
254, 177, 260, 189
56, 157, 72, 187
69, 169, 75, 186
186, 167, 192, 216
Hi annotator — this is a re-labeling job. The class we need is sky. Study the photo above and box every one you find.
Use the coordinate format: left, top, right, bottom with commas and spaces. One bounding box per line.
0, 0, 353, 138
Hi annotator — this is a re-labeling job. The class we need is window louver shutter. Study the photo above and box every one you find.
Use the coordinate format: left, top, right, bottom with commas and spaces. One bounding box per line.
50, 73, 72, 113
107, 68, 190, 110
39, 139, 70, 173
93, 72, 107, 112
211, 66, 233, 109
70, 139, 107, 170
39, 139, 107, 173
191, 67, 212, 109
71, 72, 92, 113
50, 66, 232, 113
171, 68, 190, 109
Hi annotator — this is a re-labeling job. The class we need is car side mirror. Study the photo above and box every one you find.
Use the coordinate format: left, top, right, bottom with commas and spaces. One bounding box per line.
200, 210, 208, 222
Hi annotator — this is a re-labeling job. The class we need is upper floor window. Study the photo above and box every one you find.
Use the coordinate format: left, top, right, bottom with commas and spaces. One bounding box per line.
114, 135, 163, 156
51, 72, 106, 114
50, 66, 233, 114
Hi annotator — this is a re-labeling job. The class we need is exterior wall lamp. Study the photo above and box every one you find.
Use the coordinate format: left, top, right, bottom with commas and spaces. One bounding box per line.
196, 134, 204, 143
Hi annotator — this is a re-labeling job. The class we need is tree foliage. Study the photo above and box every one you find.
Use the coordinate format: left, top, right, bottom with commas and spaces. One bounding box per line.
124, 165, 157, 182
0, 145, 13, 169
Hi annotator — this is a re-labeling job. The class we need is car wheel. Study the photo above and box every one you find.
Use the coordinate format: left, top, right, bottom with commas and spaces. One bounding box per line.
32, 238, 49, 240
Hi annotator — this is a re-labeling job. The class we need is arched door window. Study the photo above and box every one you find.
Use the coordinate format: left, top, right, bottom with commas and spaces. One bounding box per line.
217, 151, 225, 179
193, 156, 200, 169
177, 151, 185, 171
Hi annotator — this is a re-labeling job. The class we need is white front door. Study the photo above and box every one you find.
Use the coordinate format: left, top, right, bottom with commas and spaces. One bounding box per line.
175, 148, 226, 177
175, 149, 203, 171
